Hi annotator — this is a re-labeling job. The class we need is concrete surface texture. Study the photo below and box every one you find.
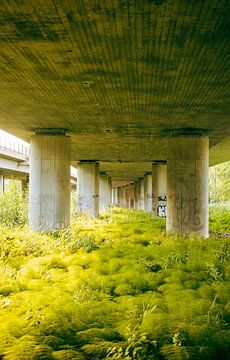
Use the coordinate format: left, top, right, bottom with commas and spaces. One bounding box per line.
99, 173, 110, 213
77, 161, 99, 217
139, 178, 145, 211
152, 163, 167, 218
166, 136, 209, 237
134, 180, 140, 209
29, 135, 71, 231
117, 186, 122, 206
0, 0, 229, 183
144, 174, 153, 212
0, 1, 229, 235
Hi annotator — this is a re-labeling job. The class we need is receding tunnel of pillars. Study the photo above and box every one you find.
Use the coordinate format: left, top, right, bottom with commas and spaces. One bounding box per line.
29, 130, 209, 238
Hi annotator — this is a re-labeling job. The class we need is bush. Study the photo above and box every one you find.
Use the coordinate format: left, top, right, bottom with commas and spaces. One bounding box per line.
0, 182, 28, 226
209, 205, 230, 234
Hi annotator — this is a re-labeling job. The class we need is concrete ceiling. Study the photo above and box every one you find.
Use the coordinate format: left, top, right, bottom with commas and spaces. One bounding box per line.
0, 0, 229, 180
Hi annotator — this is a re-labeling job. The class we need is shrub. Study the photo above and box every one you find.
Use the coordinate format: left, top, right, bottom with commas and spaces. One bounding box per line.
0, 182, 28, 226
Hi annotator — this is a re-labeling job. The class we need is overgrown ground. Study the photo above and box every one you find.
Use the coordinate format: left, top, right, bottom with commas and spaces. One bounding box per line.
0, 208, 229, 359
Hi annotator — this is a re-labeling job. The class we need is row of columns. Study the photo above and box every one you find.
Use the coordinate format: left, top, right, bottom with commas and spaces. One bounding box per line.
28, 133, 209, 237
112, 164, 167, 216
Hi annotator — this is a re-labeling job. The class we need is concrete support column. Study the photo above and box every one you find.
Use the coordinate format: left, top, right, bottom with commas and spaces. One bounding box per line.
108, 177, 112, 206
139, 178, 145, 210
167, 136, 209, 237
99, 173, 110, 213
112, 188, 115, 205
121, 186, 126, 207
113, 187, 118, 205
152, 162, 167, 218
125, 185, 130, 208
129, 183, 135, 208
144, 174, 153, 212
77, 161, 99, 217
134, 180, 140, 209
117, 186, 122, 206
115, 187, 119, 205
0, 173, 5, 194
29, 133, 71, 232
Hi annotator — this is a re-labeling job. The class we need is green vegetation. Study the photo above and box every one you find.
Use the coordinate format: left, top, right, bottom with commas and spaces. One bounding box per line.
209, 205, 230, 234
0, 182, 28, 227
209, 161, 230, 205
0, 209, 229, 359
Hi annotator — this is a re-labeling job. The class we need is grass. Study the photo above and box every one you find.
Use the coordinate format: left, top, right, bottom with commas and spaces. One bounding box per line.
0, 208, 229, 359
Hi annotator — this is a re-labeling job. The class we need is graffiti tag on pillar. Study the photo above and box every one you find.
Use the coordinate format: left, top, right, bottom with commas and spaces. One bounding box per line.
157, 205, 167, 217
157, 196, 167, 217
158, 196, 167, 202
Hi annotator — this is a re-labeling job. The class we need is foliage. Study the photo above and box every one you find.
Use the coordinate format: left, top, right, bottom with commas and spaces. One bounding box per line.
209, 205, 230, 234
209, 161, 230, 204
0, 209, 229, 359
0, 182, 28, 226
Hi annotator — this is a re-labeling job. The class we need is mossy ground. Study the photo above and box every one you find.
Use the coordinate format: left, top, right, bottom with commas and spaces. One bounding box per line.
0, 208, 229, 359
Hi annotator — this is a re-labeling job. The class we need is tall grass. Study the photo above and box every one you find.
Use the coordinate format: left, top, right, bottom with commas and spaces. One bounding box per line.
0, 209, 229, 359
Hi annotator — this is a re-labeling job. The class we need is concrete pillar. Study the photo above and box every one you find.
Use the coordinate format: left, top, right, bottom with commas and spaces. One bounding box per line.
121, 186, 126, 207
129, 183, 135, 208
125, 185, 131, 208
144, 174, 152, 212
113, 187, 118, 205
134, 180, 140, 209
99, 172, 109, 213
0, 173, 5, 194
29, 134, 71, 232
167, 136, 209, 237
117, 186, 122, 206
139, 178, 145, 210
112, 188, 115, 205
77, 161, 99, 217
108, 177, 112, 206
152, 162, 167, 218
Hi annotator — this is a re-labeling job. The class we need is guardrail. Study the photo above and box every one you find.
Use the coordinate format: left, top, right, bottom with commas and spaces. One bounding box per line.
0, 135, 29, 157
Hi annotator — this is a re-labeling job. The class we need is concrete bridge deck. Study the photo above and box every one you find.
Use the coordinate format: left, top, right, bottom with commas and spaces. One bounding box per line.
0, 0, 229, 235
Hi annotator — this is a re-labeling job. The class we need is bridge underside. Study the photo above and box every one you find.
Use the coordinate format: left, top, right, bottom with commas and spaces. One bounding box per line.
0, 0, 229, 234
